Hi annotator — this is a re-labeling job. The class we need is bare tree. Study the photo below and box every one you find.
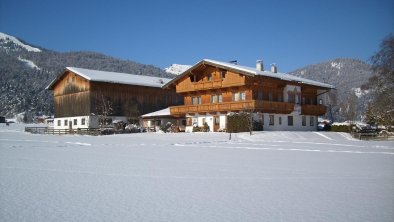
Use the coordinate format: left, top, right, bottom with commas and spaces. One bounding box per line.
96, 94, 114, 127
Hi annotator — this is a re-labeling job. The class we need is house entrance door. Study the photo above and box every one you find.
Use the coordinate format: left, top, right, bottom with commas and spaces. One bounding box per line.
213, 116, 220, 132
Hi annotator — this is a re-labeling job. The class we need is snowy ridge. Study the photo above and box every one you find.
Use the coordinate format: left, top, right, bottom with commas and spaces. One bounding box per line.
165, 64, 192, 75
0, 32, 41, 52
18, 56, 41, 70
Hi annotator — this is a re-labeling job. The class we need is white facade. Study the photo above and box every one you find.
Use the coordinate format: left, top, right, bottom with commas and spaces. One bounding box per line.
54, 116, 128, 130
185, 112, 317, 132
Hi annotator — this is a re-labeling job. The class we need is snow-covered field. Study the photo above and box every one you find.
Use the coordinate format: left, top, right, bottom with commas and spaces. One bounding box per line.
1, 124, 393, 222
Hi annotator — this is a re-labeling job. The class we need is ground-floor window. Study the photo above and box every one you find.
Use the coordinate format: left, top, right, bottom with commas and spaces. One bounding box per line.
186, 117, 192, 126
74, 119, 77, 126
302, 116, 306, 126
269, 115, 274, 125
57, 120, 61, 126
81, 118, 86, 125
64, 120, 68, 126
288, 116, 293, 126
310, 116, 314, 126
279, 116, 282, 125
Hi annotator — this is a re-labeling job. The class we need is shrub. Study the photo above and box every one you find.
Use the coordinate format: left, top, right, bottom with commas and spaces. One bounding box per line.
227, 113, 250, 133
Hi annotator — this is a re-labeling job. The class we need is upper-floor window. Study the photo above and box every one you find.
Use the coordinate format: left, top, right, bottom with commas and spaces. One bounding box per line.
190, 75, 197, 82
192, 96, 201, 105
240, 92, 246, 101
218, 94, 223, 103
232, 92, 240, 101
207, 74, 212, 81
220, 71, 226, 80
233, 92, 246, 101
268, 91, 273, 101
211, 95, 218, 103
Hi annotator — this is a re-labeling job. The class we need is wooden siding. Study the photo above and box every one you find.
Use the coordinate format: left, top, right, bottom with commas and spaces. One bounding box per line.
175, 66, 247, 93
301, 104, 327, 116
52, 70, 182, 118
170, 100, 294, 116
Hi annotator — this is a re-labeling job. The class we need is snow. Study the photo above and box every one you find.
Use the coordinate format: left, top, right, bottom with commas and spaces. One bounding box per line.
165, 64, 192, 75
353, 87, 369, 98
0, 32, 41, 52
17, 56, 41, 70
141, 107, 170, 117
331, 61, 341, 69
1, 124, 393, 222
47, 67, 173, 89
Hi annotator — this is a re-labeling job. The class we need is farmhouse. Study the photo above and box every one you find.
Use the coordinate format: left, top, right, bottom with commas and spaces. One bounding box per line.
163, 59, 334, 132
46, 67, 181, 130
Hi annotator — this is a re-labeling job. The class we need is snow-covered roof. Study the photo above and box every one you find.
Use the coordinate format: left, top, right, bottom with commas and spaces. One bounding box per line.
141, 108, 171, 118
163, 59, 334, 89
47, 67, 172, 90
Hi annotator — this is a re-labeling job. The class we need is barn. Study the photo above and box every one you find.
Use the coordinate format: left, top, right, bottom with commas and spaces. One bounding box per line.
46, 67, 181, 130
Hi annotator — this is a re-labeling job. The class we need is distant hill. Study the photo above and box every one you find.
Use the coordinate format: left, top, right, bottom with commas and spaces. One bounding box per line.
290, 58, 374, 121
0, 32, 175, 118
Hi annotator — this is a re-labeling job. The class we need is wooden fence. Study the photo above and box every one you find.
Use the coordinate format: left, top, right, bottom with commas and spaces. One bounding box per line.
25, 127, 101, 135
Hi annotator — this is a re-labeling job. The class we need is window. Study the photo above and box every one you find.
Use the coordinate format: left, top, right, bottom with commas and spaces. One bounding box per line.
64, 120, 68, 126
192, 96, 202, 105
81, 118, 86, 125
215, 117, 220, 125
240, 92, 246, 101
232, 92, 240, 101
269, 115, 274, 125
278, 93, 282, 102
186, 117, 193, 126
310, 116, 314, 126
302, 116, 306, 126
288, 116, 293, 126
220, 71, 226, 80
182, 119, 187, 126
319, 99, 323, 105
74, 119, 77, 126
211, 95, 218, 103
218, 94, 223, 103
279, 116, 282, 125
288, 93, 295, 103
57, 120, 61, 126
190, 75, 197, 82
207, 74, 212, 81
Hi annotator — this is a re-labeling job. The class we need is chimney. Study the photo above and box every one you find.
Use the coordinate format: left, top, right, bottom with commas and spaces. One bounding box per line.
256, 60, 264, 71
270, 63, 277, 73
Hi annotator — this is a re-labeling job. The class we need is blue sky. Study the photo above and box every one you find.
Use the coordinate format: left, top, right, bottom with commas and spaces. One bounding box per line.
1, 0, 393, 72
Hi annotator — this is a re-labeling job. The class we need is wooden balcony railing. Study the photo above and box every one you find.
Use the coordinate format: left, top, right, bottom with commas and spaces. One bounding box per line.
170, 100, 294, 115
301, 104, 327, 116
176, 79, 246, 93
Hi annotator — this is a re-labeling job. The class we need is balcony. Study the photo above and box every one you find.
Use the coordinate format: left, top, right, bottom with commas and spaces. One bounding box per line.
170, 100, 294, 116
301, 104, 327, 116
176, 79, 246, 93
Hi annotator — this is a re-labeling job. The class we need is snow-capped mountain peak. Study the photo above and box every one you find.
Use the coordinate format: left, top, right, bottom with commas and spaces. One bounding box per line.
165, 64, 192, 75
0, 32, 41, 52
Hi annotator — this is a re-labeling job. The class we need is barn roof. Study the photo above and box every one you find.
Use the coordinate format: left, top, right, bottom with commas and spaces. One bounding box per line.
46, 67, 172, 90
163, 59, 335, 89
141, 107, 171, 118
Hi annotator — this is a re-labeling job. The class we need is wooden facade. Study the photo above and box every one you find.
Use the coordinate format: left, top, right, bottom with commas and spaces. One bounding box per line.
162, 59, 333, 131
48, 69, 182, 119
165, 62, 328, 117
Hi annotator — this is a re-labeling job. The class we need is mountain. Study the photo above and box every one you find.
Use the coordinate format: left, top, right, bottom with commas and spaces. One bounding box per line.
0, 32, 175, 118
289, 58, 374, 121
164, 64, 192, 75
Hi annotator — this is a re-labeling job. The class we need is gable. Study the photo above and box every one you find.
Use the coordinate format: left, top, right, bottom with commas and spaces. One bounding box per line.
52, 71, 90, 97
